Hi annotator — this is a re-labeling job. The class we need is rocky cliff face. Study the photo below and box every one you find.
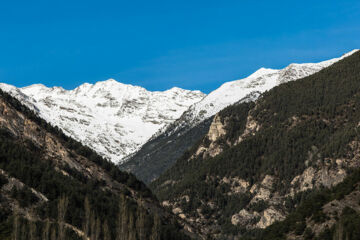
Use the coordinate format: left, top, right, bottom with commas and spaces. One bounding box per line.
0, 80, 205, 164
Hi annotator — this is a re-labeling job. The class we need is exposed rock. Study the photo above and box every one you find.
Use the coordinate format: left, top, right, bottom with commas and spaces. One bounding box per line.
207, 115, 226, 142
289, 159, 349, 196
261, 175, 275, 189
162, 201, 171, 207
236, 115, 261, 144
206, 142, 224, 158
307, 188, 360, 237
251, 187, 272, 203
256, 207, 286, 228
231, 209, 260, 226
250, 175, 275, 203
220, 176, 250, 195
173, 207, 183, 215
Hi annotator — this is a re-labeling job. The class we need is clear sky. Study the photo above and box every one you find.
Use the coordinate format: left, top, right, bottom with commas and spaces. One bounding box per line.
1, 0, 359, 93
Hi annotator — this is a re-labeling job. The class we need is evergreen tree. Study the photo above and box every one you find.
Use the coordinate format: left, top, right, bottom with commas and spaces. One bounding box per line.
29, 221, 37, 240
150, 214, 161, 240
102, 220, 111, 240
57, 196, 68, 240
83, 197, 90, 240
12, 210, 20, 240
50, 227, 57, 240
136, 205, 146, 240
117, 194, 129, 240
128, 212, 137, 240
42, 219, 51, 240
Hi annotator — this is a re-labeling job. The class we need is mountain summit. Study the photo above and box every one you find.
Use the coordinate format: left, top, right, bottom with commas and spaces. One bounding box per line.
160, 49, 359, 131
151, 49, 360, 239
0, 80, 205, 164
123, 50, 359, 183
1, 50, 357, 168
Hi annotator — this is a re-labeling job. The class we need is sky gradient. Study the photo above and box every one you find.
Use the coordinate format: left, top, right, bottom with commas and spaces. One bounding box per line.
1, 0, 359, 93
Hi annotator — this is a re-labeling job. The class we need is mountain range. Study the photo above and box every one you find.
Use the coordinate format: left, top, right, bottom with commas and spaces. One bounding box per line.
1, 51, 357, 178
0, 88, 194, 239
151, 49, 360, 239
1, 49, 360, 240
0, 81, 204, 164
121, 50, 358, 183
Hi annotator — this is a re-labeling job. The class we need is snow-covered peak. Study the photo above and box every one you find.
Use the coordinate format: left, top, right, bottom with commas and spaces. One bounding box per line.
247, 67, 278, 79
165, 87, 187, 93
340, 49, 359, 58
21, 84, 67, 95
0, 83, 18, 92
1, 50, 357, 164
1, 80, 205, 164
156, 50, 358, 138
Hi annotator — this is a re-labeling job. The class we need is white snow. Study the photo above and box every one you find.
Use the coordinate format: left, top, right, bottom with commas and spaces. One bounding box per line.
155, 49, 359, 137
1, 49, 358, 165
0, 79, 205, 164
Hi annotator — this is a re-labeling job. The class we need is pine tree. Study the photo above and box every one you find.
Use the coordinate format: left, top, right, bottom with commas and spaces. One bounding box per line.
117, 194, 128, 240
29, 221, 37, 240
50, 226, 57, 240
20, 222, 27, 240
12, 210, 20, 240
136, 206, 146, 240
150, 214, 161, 240
83, 196, 91, 240
95, 217, 101, 240
42, 219, 51, 240
89, 211, 94, 240
57, 196, 68, 240
103, 220, 111, 240
128, 212, 137, 240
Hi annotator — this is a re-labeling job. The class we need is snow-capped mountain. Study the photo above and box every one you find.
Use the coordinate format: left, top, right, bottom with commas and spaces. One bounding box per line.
157, 49, 359, 137
0, 79, 205, 164
122, 49, 359, 183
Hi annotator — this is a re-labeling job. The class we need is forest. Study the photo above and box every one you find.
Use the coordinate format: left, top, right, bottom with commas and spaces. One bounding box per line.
151, 51, 360, 238
0, 89, 190, 240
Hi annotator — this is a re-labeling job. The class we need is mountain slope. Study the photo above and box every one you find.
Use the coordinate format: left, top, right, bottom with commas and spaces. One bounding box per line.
121, 116, 214, 183
151, 50, 360, 239
122, 50, 358, 183
0, 80, 205, 164
0, 89, 196, 240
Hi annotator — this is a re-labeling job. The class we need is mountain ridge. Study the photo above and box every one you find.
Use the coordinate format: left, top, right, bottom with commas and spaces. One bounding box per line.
0, 79, 205, 164
1, 50, 358, 169
0, 87, 195, 239
122, 49, 359, 183
150, 49, 360, 239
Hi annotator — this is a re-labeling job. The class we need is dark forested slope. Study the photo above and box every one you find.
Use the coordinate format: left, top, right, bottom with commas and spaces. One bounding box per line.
0, 89, 193, 240
151, 50, 360, 239
120, 117, 213, 184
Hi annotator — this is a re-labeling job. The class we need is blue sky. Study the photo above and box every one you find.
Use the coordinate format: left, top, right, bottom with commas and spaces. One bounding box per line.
0, 0, 359, 93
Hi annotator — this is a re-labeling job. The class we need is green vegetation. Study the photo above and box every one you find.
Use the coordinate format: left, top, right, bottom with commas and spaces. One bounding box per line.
0, 89, 190, 240
151, 51, 360, 237
0, 174, 8, 188
253, 169, 360, 240
120, 115, 214, 184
